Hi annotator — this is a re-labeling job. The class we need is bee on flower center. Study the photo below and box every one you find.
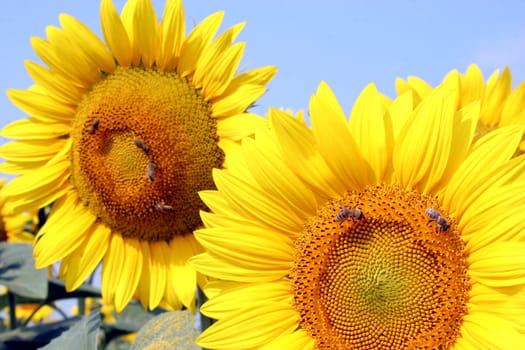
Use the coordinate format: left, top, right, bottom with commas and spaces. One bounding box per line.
425, 208, 450, 231
155, 203, 173, 213
336, 207, 364, 222
147, 159, 155, 182
88, 118, 99, 134
134, 138, 149, 154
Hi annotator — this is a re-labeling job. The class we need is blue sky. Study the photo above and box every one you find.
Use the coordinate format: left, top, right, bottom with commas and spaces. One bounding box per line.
1, 0, 525, 126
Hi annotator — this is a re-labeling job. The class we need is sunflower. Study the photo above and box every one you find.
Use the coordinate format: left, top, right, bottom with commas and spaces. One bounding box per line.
0, 0, 276, 313
0, 178, 35, 243
190, 81, 525, 349
396, 64, 525, 149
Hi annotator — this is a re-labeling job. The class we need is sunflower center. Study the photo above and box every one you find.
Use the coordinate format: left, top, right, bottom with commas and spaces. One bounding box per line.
292, 184, 470, 349
70, 66, 224, 240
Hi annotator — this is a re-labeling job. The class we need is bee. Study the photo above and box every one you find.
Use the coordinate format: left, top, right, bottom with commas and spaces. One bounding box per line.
155, 203, 173, 213
134, 138, 149, 154
88, 118, 99, 134
425, 208, 450, 231
336, 207, 364, 222
147, 159, 155, 182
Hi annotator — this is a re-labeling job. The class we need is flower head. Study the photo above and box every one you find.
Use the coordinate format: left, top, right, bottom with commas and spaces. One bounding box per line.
397, 64, 525, 149
0, 178, 35, 244
191, 81, 525, 348
0, 0, 276, 312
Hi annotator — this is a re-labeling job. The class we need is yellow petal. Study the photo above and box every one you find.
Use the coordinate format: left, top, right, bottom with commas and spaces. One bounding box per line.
1, 117, 70, 139
310, 82, 375, 188
24, 61, 85, 105
197, 300, 298, 349
469, 242, 525, 287
212, 169, 302, 236
8, 89, 75, 123
216, 112, 267, 141
59, 14, 116, 74
348, 83, 392, 183
194, 226, 293, 271
393, 86, 456, 194
130, 0, 159, 67
167, 235, 197, 311
178, 11, 224, 77
100, 0, 133, 67
443, 125, 524, 218
113, 237, 143, 312
202, 42, 245, 99
102, 233, 125, 306
189, 252, 284, 283
211, 84, 266, 117
34, 193, 97, 267
459, 64, 484, 107
193, 22, 245, 89
63, 223, 111, 291
45, 25, 101, 85
157, 0, 185, 69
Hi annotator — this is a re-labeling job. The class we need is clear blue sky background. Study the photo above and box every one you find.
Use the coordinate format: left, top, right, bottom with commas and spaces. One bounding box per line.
1, 0, 525, 126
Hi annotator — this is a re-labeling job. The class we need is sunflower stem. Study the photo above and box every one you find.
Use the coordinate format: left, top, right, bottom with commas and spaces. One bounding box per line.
78, 297, 86, 315
7, 291, 17, 329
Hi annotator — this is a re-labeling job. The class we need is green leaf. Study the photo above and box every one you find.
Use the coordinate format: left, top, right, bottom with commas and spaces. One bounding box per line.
0, 242, 47, 299
38, 311, 101, 350
0, 317, 82, 349
130, 310, 200, 350
102, 301, 159, 343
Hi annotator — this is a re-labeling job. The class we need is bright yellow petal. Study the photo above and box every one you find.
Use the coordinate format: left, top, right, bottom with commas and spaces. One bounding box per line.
201, 42, 245, 99
212, 169, 303, 236
129, 0, 159, 67
63, 223, 111, 291
261, 329, 315, 350
157, 0, 185, 69
177, 11, 224, 77
216, 112, 267, 141
468, 242, 525, 288
443, 125, 524, 218
24, 61, 85, 105
193, 22, 245, 90
102, 233, 126, 307
458, 313, 523, 349
113, 237, 143, 312
194, 226, 293, 272
167, 235, 197, 311
393, 86, 456, 194
198, 300, 298, 350
1, 116, 70, 139
310, 81, 375, 188
34, 192, 97, 267
348, 83, 393, 183
59, 14, 116, 74
100, 0, 133, 66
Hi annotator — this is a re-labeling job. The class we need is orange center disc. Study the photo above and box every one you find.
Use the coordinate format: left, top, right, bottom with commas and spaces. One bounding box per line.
292, 184, 470, 349
70, 66, 224, 240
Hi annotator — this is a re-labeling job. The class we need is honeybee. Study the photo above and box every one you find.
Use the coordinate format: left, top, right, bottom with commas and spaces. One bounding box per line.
134, 138, 149, 154
155, 203, 173, 213
147, 159, 155, 182
425, 208, 450, 231
88, 118, 99, 134
336, 207, 364, 222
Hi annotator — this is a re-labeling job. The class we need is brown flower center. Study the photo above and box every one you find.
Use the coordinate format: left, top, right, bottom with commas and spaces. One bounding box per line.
70, 66, 224, 240
292, 184, 470, 349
